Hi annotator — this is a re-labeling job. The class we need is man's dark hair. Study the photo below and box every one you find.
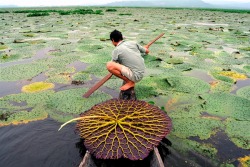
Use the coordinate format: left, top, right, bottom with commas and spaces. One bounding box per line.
110, 30, 123, 42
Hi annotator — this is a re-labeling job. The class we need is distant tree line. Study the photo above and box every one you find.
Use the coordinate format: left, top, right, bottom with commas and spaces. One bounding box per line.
1, 7, 248, 16
0, 8, 106, 17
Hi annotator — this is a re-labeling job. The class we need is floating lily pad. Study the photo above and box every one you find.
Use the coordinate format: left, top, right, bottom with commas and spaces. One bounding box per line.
210, 71, 235, 83
171, 117, 222, 140
0, 63, 48, 81
72, 71, 91, 82
84, 63, 108, 78
165, 76, 210, 94
243, 65, 250, 72
2, 90, 54, 106
200, 93, 250, 121
219, 71, 247, 81
209, 81, 233, 93
47, 88, 112, 115
0, 45, 8, 50
77, 44, 104, 52
0, 105, 48, 127
236, 86, 250, 100
22, 82, 54, 93
166, 58, 184, 64
225, 119, 250, 149
168, 136, 218, 161
80, 52, 110, 64
74, 99, 172, 160
0, 53, 21, 63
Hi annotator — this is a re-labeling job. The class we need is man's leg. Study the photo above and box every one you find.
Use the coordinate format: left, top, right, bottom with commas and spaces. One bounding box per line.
106, 61, 135, 90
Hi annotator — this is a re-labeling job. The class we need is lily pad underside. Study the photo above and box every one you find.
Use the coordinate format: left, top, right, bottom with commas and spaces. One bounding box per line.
76, 99, 172, 160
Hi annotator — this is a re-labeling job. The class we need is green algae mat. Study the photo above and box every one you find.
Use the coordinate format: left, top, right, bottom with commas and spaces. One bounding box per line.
0, 7, 250, 166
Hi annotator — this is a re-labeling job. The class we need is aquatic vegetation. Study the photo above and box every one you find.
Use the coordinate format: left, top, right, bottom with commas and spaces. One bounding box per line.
209, 81, 233, 93
236, 86, 250, 100
144, 55, 162, 68
21, 82, 54, 93
0, 63, 48, 81
166, 93, 222, 139
2, 90, 54, 107
58, 9, 103, 15
171, 117, 222, 140
211, 71, 235, 84
23, 33, 36, 37
84, 63, 109, 78
11, 9, 103, 15
37, 54, 79, 84
243, 65, 250, 72
166, 58, 184, 64
106, 9, 117, 12
0, 105, 48, 127
219, 71, 247, 81
174, 63, 193, 72
165, 76, 210, 94
238, 155, 250, 167
200, 93, 250, 121
72, 71, 91, 82
0, 45, 8, 50
1, 6, 250, 166
0, 11, 10, 13
59, 99, 172, 160
168, 136, 218, 161
225, 119, 250, 149
103, 77, 122, 90
0, 53, 21, 63
1, 88, 111, 123
47, 88, 112, 115
136, 76, 171, 98
80, 52, 110, 64
119, 13, 132, 16
239, 47, 250, 51
27, 12, 50, 17
78, 44, 104, 52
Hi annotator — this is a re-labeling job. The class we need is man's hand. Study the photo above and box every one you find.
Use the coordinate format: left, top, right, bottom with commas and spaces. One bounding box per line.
144, 45, 150, 54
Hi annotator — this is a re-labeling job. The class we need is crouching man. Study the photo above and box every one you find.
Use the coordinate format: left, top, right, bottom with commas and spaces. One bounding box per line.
106, 30, 149, 91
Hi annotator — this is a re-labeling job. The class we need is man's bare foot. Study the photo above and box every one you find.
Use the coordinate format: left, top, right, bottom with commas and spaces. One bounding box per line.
120, 81, 135, 91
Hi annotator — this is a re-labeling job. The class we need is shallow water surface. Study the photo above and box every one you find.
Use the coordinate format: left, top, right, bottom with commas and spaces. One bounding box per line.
0, 118, 83, 167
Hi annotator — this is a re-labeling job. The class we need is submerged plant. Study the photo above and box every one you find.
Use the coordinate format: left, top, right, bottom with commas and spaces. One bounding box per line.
59, 99, 172, 160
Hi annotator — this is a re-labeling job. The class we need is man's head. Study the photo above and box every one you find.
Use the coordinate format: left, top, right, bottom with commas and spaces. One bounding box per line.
110, 30, 123, 44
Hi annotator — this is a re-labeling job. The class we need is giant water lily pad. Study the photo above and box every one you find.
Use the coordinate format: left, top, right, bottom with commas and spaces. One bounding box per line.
236, 86, 250, 100
21, 82, 54, 93
73, 99, 172, 160
0, 105, 48, 126
225, 119, 250, 149
0, 63, 48, 81
165, 76, 211, 94
171, 117, 222, 140
209, 80, 233, 93
47, 88, 111, 115
200, 93, 250, 121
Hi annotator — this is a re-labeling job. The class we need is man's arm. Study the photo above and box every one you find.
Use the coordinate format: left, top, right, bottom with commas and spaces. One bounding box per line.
137, 43, 150, 55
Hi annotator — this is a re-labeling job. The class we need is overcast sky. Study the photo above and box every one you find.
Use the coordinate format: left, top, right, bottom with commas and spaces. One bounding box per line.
0, 0, 250, 7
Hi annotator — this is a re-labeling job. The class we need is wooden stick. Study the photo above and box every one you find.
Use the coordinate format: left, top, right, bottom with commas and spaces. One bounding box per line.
83, 73, 113, 98
83, 33, 164, 98
145, 33, 165, 48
